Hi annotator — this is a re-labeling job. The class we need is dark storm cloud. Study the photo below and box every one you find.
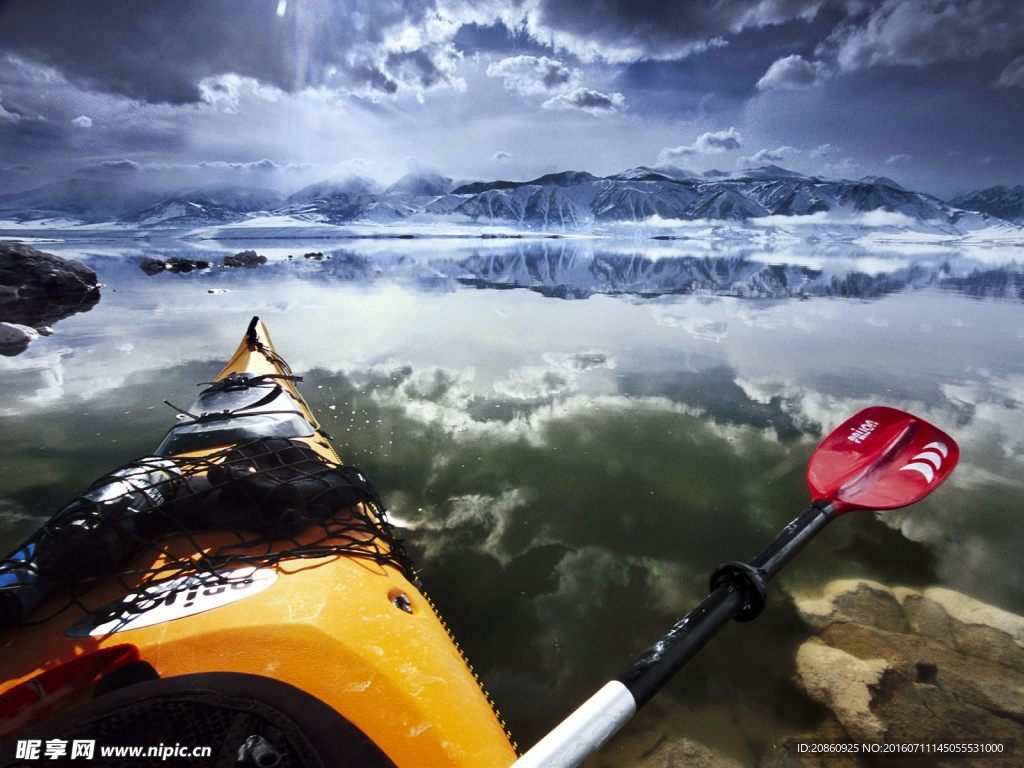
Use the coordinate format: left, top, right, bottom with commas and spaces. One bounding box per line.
826, 0, 1024, 74
530, 0, 828, 62
0, 0, 462, 103
76, 159, 142, 174
349, 63, 399, 95
0, 112, 68, 157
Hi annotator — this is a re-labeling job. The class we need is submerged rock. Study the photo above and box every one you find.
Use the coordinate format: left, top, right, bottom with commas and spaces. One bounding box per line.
0, 242, 100, 353
769, 579, 1024, 767
223, 249, 267, 268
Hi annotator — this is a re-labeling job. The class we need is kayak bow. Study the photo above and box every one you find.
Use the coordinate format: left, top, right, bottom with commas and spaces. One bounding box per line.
0, 317, 518, 767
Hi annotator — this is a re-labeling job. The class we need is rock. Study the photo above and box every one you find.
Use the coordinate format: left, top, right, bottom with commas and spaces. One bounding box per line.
223, 249, 267, 268
0, 321, 39, 356
139, 256, 167, 275
592, 726, 746, 768
796, 579, 909, 634
138, 256, 211, 274
303, 251, 325, 260
794, 640, 888, 742
777, 580, 1024, 767
0, 242, 100, 329
622, 737, 746, 768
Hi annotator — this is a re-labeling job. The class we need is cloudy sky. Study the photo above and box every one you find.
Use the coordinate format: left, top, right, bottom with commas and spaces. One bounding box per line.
0, 0, 1021, 198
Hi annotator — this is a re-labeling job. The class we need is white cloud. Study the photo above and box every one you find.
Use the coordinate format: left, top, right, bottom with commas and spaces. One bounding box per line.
823, 156, 862, 177
492, 150, 512, 161
0, 89, 22, 123
885, 153, 912, 165
485, 55, 576, 96
810, 143, 839, 159
658, 127, 742, 162
71, 115, 93, 127
738, 146, 797, 167
856, 209, 917, 227
756, 54, 829, 90
541, 87, 624, 115
996, 55, 1024, 88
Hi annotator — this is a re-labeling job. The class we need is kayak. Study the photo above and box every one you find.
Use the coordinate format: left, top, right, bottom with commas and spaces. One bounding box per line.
0, 317, 518, 767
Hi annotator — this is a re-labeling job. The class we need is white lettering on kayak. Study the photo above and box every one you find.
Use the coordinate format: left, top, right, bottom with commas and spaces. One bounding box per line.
847, 419, 880, 444
66, 567, 277, 637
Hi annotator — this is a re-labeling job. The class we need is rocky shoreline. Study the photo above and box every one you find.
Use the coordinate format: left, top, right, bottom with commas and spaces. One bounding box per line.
0, 242, 100, 356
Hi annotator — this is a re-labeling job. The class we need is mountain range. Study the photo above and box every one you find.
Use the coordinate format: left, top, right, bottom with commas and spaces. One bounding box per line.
1, 166, 1021, 231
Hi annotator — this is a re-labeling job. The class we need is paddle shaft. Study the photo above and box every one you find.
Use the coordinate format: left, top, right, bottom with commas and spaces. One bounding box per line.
510, 502, 835, 768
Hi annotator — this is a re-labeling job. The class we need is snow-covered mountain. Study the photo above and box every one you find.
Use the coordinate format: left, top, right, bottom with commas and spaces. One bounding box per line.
275, 175, 425, 223
1, 165, 1014, 231
950, 185, 1024, 223
0, 177, 166, 222
385, 170, 454, 197
124, 199, 243, 228
117, 186, 284, 228
439, 166, 989, 226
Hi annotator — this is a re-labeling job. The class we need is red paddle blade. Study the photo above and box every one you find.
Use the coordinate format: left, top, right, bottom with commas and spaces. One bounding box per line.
807, 406, 959, 515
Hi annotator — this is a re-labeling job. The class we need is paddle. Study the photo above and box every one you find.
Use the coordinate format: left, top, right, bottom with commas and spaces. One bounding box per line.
511, 406, 959, 768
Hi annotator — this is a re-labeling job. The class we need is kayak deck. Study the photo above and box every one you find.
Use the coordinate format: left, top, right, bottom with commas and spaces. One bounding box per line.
0, 317, 517, 767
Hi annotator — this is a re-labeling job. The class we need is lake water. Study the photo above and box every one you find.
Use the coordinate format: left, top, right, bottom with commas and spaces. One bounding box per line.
2, 235, 1023, 763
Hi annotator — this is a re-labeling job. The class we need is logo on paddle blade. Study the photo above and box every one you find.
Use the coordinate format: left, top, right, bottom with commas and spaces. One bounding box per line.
898, 441, 949, 483
846, 418, 880, 444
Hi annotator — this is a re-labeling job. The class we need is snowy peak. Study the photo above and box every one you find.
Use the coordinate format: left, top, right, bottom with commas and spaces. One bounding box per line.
524, 170, 598, 187
608, 166, 697, 182
731, 165, 809, 180
858, 175, 905, 190
950, 185, 1024, 223
124, 198, 244, 227
385, 170, 454, 197
286, 175, 378, 204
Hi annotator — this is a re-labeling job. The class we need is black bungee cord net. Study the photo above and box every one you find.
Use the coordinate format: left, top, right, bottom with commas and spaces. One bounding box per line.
0, 436, 417, 630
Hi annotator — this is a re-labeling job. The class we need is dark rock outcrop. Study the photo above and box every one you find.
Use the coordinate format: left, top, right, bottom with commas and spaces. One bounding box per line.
0, 242, 99, 353
223, 249, 267, 268
139, 256, 211, 274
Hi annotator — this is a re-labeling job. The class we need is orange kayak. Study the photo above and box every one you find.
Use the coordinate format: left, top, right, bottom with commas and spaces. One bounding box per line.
0, 317, 518, 767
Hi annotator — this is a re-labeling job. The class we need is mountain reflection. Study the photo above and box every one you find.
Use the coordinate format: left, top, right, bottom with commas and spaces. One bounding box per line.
108, 239, 1024, 302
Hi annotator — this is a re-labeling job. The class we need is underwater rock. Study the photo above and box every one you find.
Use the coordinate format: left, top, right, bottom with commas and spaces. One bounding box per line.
769, 579, 1024, 767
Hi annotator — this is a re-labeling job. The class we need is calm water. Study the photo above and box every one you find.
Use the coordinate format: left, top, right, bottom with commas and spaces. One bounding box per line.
2, 236, 1023, 763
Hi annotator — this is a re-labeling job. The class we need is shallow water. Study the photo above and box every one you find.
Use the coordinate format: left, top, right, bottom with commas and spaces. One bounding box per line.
2, 236, 1023, 762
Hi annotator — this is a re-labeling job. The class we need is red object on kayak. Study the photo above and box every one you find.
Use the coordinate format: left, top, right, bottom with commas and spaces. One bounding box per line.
807, 405, 960, 515
0, 644, 140, 739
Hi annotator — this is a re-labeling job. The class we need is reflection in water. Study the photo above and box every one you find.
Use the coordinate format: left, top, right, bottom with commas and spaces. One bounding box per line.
1, 237, 1023, 761
64, 237, 1024, 302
